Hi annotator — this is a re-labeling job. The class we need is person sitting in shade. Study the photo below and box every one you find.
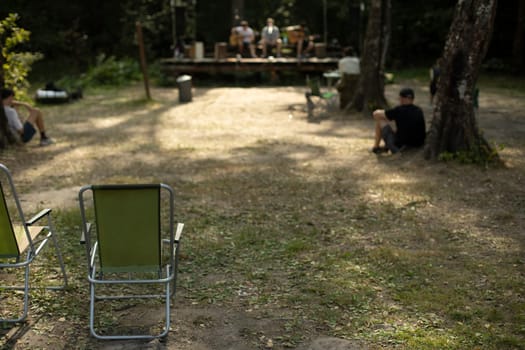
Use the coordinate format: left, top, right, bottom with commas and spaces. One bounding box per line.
1, 88, 54, 146
260, 18, 282, 58
371, 87, 426, 154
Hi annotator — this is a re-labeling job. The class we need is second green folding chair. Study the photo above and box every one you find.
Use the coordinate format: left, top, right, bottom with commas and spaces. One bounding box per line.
0, 163, 68, 323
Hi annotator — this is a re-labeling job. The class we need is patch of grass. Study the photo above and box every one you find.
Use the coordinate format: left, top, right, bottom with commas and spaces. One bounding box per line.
283, 238, 312, 255
478, 72, 525, 95
392, 67, 525, 96
205, 190, 522, 349
391, 67, 429, 82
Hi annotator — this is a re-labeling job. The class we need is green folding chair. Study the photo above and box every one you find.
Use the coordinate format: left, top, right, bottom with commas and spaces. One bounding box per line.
78, 184, 184, 340
0, 163, 68, 323
305, 75, 337, 118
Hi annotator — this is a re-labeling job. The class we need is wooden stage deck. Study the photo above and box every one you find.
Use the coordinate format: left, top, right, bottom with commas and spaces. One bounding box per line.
160, 57, 339, 76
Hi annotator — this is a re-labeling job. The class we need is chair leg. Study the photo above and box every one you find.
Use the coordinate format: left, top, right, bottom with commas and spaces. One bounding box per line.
305, 92, 315, 118
47, 216, 68, 289
163, 270, 171, 338
21, 264, 30, 322
0, 227, 66, 323
0, 263, 30, 323
89, 278, 172, 340
89, 280, 98, 339
12, 264, 31, 323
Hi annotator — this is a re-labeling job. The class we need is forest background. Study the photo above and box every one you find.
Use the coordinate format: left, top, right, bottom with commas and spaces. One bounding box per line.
0, 0, 523, 82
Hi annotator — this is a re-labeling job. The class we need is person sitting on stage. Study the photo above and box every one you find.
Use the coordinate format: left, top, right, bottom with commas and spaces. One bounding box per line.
232, 20, 256, 58
283, 23, 314, 58
296, 23, 315, 58
260, 18, 282, 58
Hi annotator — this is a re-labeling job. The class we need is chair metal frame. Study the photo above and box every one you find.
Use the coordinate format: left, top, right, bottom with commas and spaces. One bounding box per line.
78, 183, 183, 340
0, 163, 68, 323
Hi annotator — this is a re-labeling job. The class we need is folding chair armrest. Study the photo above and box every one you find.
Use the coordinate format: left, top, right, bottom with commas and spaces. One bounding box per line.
26, 208, 52, 226
162, 223, 184, 246
175, 223, 184, 242
80, 222, 92, 244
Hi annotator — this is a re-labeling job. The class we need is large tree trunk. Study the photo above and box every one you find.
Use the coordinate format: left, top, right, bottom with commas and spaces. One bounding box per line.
424, 0, 498, 161
513, 0, 525, 72
348, 0, 390, 116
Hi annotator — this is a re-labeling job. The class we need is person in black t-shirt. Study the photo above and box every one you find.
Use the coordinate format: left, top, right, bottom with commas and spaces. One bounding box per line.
371, 87, 426, 154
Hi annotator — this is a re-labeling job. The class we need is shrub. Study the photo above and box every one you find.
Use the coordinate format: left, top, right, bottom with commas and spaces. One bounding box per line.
80, 54, 141, 86
0, 13, 43, 99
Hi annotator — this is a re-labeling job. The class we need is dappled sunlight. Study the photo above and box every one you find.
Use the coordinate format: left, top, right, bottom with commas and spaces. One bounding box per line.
152, 87, 364, 169
91, 115, 130, 129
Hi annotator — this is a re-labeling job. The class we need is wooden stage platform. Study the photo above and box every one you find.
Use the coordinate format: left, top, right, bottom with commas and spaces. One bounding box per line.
160, 57, 339, 77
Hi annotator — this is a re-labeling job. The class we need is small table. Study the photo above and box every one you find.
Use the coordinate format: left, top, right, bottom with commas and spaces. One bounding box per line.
323, 70, 341, 90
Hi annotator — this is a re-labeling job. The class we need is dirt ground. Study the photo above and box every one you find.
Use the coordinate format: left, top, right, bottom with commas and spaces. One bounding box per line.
1, 79, 524, 349
9, 81, 525, 211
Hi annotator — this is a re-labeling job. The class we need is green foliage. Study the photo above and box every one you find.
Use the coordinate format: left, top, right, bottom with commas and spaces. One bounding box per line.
146, 60, 170, 86
394, 67, 429, 81
390, 0, 456, 66
478, 71, 525, 95
57, 54, 141, 89
0, 13, 42, 98
438, 140, 504, 166
81, 54, 141, 86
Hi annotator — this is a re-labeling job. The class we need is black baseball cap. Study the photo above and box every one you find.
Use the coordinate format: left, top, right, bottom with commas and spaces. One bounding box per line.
399, 87, 414, 99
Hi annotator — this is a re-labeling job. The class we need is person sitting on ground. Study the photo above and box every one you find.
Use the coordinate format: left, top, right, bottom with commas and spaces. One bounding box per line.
1, 88, 54, 146
260, 17, 282, 58
232, 20, 256, 58
371, 87, 426, 154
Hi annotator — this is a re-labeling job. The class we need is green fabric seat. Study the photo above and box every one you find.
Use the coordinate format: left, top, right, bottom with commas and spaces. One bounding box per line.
93, 185, 161, 273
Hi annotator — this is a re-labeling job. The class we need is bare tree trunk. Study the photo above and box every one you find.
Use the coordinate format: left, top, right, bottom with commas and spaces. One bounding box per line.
348, 0, 390, 116
424, 0, 499, 162
513, 0, 525, 72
